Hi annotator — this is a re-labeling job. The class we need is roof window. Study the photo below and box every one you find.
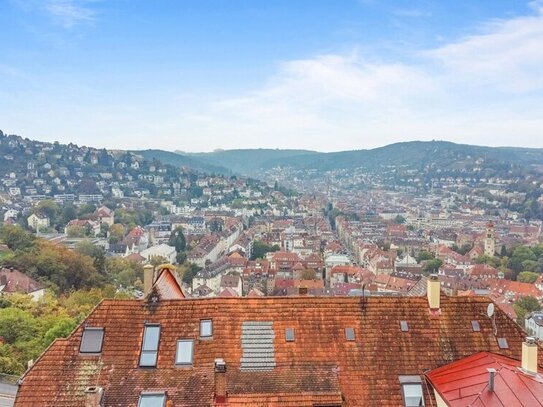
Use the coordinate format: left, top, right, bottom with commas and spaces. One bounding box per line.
138, 392, 166, 407
497, 338, 509, 349
139, 324, 160, 367
285, 328, 295, 342
345, 327, 355, 341
200, 319, 213, 338
400, 321, 409, 332
175, 339, 194, 365
399, 376, 425, 407
80, 327, 104, 354
471, 320, 480, 332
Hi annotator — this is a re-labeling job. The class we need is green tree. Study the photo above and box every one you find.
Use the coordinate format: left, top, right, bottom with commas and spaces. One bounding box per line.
416, 250, 434, 263
0, 225, 35, 251
517, 271, 540, 284
250, 240, 280, 260
66, 225, 86, 238
423, 258, 443, 273
0, 308, 37, 344
394, 215, 406, 224
513, 296, 541, 326
168, 227, 186, 252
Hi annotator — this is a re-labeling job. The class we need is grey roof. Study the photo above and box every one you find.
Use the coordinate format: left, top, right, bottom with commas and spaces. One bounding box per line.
240, 321, 276, 371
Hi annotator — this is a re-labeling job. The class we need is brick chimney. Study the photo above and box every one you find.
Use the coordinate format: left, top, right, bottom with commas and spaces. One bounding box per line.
522, 337, 538, 374
214, 358, 227, 403
427, 274, 440, 311
84, 386, 103, 407
143, 264, 154, 297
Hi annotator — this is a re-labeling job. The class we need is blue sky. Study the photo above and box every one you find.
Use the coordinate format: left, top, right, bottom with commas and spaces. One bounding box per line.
1, 0, 543, 151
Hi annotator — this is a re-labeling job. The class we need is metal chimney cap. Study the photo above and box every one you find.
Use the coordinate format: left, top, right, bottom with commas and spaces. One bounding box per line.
526, 337, 536, 345
430, 274, 438, 281
214, 358, 227, 372
487, 368, 496, 373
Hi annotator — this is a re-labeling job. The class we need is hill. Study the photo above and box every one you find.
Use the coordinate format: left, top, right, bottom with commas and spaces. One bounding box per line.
183, 148, 317, 174
134, 149, 230, 175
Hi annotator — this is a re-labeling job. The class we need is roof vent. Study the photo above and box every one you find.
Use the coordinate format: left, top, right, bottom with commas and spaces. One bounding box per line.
487, 368, 496, 392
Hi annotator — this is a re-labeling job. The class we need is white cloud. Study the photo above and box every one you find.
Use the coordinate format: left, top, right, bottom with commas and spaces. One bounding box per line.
182, 4, 543, 150
12, 0, 96, 28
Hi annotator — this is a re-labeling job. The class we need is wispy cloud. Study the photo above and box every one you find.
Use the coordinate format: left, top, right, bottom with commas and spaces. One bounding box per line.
181, 4, 543, 150
12, 0, 97, 28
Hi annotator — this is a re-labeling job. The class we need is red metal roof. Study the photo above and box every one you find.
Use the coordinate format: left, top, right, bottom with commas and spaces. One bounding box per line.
426, 352, 543, 406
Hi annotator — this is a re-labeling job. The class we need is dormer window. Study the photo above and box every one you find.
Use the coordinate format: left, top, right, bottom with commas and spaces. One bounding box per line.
139, 324, 160, 367
399, 376, 425, 407
200, 319, 213, 338
138, 392, 166, 407
80, 327, 104, 354
471, 320, 480, 332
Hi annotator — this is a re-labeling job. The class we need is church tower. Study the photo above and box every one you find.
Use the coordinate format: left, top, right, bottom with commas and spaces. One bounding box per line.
484, 221, 495, 257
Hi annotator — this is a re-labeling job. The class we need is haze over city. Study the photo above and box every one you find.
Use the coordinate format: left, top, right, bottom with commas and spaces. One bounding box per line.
2, 0, 543, 151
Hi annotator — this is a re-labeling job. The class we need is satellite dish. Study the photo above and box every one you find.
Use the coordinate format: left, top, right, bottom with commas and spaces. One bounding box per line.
487, 303, 495, 318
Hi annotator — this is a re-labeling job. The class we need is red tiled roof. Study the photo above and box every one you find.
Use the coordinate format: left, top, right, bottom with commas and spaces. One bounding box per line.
426, 352, 543, 406
15, 296, 535, 406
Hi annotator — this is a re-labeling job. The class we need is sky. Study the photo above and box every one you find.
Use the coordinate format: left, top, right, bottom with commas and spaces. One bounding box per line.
1, 0, 543, 152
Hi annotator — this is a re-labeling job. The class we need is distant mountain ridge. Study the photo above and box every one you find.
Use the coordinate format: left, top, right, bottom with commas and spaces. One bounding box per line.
139, 141, 543, 175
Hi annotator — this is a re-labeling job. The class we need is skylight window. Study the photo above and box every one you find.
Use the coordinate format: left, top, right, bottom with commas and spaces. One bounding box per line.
285, 328, 295, 342
80, 327, 104, 354
139, 324, 160, 367
175, 340, 194, 365
399, 376, 425, 407
138, 392, 166, 407
200, 319, 212, 338
497, 338, 509, 349
471, 320, 480, 332
345, 327, 355, 341
400, 321, 409, 332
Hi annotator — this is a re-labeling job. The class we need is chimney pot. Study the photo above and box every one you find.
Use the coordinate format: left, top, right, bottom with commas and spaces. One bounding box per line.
427, 274, 440, 311
522, 337, 538, 375
214, 358, 227, 402
85, 386, 103, 407
143, 264, 154, 297
487, 368, 496, 392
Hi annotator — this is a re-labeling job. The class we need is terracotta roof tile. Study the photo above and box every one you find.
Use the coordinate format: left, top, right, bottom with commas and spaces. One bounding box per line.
15, 296, 534, 406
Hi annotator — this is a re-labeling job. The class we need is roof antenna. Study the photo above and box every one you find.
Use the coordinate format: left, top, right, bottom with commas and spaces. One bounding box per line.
487, 303, 497, 336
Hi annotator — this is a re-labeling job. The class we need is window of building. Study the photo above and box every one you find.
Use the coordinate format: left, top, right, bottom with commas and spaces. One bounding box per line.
399, 376, 425, 407
139, 324, 160, 367
497, 338, 509, 349
285, 328, 295, 342
400, 321, 409, 332
345, 327, 355, 341
138, 392, 166, 407
471, 320, 480, 332
80, 327, 104, 354
200, 319, 212, 338
175, 339, 194, 365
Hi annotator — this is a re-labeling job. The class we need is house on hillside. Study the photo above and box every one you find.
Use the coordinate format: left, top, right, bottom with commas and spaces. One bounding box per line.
0, 267, 44, 300
27, 213, 49, 231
